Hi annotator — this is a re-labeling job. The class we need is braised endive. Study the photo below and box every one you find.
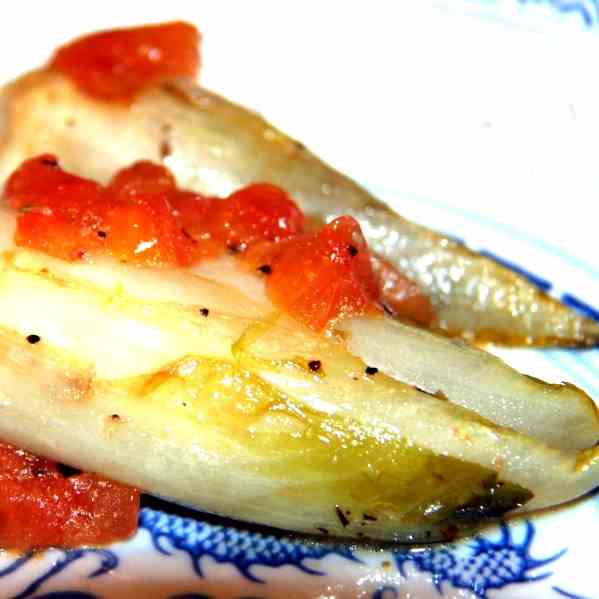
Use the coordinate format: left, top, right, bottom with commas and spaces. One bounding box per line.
0, 203, 596, 542
0, 69, 597, 346
0, 23, 598, 546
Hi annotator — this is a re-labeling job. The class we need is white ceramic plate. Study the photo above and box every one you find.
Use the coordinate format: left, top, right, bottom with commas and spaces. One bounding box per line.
0, 2, 598, 597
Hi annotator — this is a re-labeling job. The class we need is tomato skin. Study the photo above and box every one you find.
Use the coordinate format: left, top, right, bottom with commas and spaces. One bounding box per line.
51, 22, 200, 102
0, 443, 139, 551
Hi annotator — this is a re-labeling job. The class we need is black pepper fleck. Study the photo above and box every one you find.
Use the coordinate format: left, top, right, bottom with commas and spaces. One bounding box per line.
365, 366, 378, 376
227, 243, 241, 254
57, 463, 82, 477
335, 505, 350, 528
363, 513, 378, 521
308, 360, 322, 372
97, 230, 107, 239
110, 414, 121, 422
258, 264, 272, 275
199, 307, 210, 317
41, 157, 58, 168
348, 244, 358, 257
26, 334, 41, 344
382, 303, 395, 316
316, 527, 329, 535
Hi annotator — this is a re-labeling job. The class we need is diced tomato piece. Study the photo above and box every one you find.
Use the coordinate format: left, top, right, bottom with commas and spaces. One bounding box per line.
108, 161, 177, 199
102, 197, 189, 266
106, 163, 207, 265
211, 183, 305, 251
260, 216, 382, 330
5, 154, 103, 219
170, 191, 222, 260
6, 155, 105, 260
0, 442, 139, 551
170, 190, 215, 230
14, 212, 101, 261
51, 22, 200, 102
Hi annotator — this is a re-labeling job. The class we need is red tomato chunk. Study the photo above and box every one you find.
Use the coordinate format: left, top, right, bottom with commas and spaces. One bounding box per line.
4, 155, 435, 331
0, 443, 139, 551
51, 22, 199, 102
244, 216, 382, 330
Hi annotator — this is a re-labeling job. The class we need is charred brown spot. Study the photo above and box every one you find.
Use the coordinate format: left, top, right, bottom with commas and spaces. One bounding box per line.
440, 524, 459, 543
26, 334, 41, 344
257, 264, 272, 275
199, 307, 210, 317
335, 505, 350, 528
162, 81, 196, 105
227, 243, 241, 254
159, 139, 172, 160
363, 513, 377, 521
110, 414, 121, 422
348, 245, 358, 257
365, 366, 378, 376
